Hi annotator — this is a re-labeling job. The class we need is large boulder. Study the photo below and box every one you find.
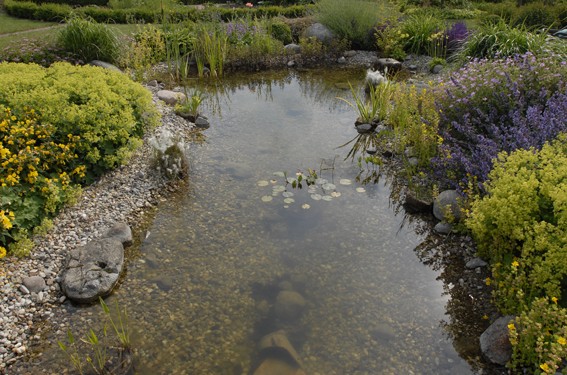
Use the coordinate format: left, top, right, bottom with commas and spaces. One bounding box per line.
60, 238, 124, 303
480, 315, 515, 366
433, 189, 462, 221
303, 23, 336, 45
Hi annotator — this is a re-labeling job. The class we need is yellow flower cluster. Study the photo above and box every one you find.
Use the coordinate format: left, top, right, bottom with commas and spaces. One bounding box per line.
1, 106, 86, 247
0, 246, 5, 259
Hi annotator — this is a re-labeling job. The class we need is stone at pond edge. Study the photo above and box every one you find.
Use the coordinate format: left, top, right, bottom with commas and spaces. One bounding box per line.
431, 64, 444, 74
103, 222, 132, 247
433, 189, 462, 222
157, 90, 186, 106
466, 257, 488, 269
376, 58, 402, 73
275, 290, 306, 321
60, 238, 124, 304
355, 123, 373, 134
195, 115, 210, 129
252, 358, 306, 375
88, 60, 122, 73
480, 315, 515, 366
284, 44, 301, 54
403, 192, 433, 214
434, 221, 453, 234
22, 276, 46, 293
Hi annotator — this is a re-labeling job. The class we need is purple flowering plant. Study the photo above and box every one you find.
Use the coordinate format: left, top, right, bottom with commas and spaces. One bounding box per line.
224, 21, 258, 46
433, 53, 567, 192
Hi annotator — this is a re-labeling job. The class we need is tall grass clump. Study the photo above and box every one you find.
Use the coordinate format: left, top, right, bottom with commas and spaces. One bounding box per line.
57, 15, 120, 63
400, 12, 445, 56
455, 20, 548, 61
316, 0, 392, 49
194, 25, 228, 78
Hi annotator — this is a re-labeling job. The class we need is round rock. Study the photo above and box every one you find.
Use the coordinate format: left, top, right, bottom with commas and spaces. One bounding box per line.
433, 189, 462, 221
480, 315, 515, 366
22, 276, 46, 293
275, 291, 306, 321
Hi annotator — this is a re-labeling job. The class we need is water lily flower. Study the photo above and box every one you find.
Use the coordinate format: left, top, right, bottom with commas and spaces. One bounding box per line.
245, 2, 253, 7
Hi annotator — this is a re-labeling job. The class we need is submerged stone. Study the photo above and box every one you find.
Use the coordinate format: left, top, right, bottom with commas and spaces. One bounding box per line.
275, 291, 306, 321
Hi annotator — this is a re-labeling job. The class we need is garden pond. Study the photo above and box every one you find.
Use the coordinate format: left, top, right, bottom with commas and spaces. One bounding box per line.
19, 69, 492, 374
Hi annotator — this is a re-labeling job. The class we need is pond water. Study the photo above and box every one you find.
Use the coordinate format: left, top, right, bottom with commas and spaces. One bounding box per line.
21, 70, 487, 374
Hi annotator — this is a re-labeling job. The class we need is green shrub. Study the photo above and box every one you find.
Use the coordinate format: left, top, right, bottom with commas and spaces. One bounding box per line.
466, 136, 567, 312
316, 0, 395, 50
15, 0, 108, 6
455, 20, 548, 60
0, 62, 159, 178
513, 2, 557, 28
57, 15, 120, 63
268, 19, 293, 45
478, 1, 518, 23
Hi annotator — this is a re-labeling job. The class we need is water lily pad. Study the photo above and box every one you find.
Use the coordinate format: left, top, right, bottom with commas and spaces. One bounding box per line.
315, 178, 328, 185
286, 177, 297, 184
311, 194, 322, 201
273, 171, 285, 177
308, 187, 317, 194
273, 185, 286, 192
257, 180, 269, 187
339, 179, 352, 185
261, 196, 273, 202
322, 183, 336, 191
302, 204, 311, 209
284, 198, 295, 204
284, 205, 289, 209
282, 191, 294, 198
356, 187, 366, 193
321, 195, 333, 201
331, 191, 342, 198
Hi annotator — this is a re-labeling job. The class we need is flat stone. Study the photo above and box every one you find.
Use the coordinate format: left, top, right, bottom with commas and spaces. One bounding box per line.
194, 115, 210, 129
22, 276, 46, 293
355, 123, 373, 134
403, 192, 432, 214
466, 258, 488, 269
376, 58, 402, 72
88, 60, 122, 73
432, 64, 444, 74
259, 330, 302, 367
60, 238, 124, 304
343, 50, 357, 58
253, 358, 306, 375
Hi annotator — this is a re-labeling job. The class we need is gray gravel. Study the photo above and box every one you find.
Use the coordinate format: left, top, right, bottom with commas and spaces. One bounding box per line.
0, 86, 194, 373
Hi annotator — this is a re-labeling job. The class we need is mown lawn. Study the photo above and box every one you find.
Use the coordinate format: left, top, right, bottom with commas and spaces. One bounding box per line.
0, 10, 56, 34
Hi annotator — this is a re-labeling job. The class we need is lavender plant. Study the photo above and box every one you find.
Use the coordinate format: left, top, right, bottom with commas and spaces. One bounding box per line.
433, 53, 567, 192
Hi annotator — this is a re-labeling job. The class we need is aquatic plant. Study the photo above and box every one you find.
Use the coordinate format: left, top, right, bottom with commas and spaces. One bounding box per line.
337, 80, 394, 124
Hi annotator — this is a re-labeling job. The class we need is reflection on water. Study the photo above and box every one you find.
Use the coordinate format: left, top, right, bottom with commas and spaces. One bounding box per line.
20, 70, 488, 374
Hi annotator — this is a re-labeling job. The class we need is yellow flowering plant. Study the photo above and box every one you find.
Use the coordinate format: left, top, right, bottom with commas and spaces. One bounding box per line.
0, 106, 84, 249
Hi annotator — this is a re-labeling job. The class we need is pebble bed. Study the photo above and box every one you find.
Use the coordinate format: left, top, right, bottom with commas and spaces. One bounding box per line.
0, 86, 194, 373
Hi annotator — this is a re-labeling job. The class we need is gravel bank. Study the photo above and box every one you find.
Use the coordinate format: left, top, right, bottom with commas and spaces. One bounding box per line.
0, 86, 194, 373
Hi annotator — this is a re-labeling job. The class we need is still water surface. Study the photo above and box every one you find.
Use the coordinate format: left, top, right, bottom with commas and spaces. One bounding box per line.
32, 70, 482, 374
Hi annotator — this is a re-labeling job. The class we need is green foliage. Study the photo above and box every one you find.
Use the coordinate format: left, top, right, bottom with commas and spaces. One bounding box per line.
57, 15, 120, 63
268, 19, 293, 45
467, 137, 567, 310
5, 0, 312, 23
194, 25, 228, 78
375, 20, 407, 60
455, 20, 548, 60
316, 0, 396, 50
513, 2, 557, 29
387, 83, 440, 168
58, 297, 131, 375
120, 25, 166, 82
0, 62, 159, 178
337, 81, 394, 124
400, 12, 445, 55
508, 298, 567, 374
175, 89, 203, 118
